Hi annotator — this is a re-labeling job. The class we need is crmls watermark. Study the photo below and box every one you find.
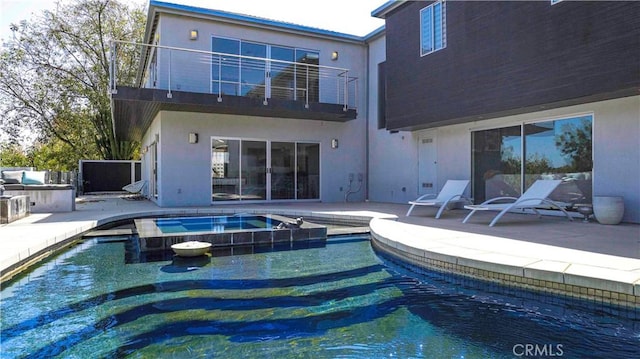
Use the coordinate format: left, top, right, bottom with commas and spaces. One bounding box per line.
512, 343, 564, 357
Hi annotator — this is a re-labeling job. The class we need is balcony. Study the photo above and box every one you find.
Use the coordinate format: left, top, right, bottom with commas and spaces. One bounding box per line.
109, 41, 358, 142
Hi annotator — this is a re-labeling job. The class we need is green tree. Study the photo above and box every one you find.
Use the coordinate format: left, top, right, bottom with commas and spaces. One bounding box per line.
0, 143, 30, 167
555, 119, 592, 172
0, 0, 145, 161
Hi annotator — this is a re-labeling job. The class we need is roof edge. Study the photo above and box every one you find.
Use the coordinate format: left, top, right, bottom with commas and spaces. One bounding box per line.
364, 25, 386, 41
371, 0, 407, 19
149, 0, 366, 42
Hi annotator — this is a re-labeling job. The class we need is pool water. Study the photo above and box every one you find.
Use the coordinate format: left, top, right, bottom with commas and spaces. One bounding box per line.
153, 215, 280, 234
1, 235, 639, 358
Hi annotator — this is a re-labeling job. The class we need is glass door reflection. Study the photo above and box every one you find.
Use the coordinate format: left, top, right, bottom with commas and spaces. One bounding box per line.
271, 142, 295, 199
297, 143, 320, 199
212, 139, 241, 201
241, 140, 267, 200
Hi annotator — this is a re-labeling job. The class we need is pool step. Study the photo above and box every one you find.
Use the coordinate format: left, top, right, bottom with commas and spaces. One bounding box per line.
84, 229, 134, 237
327, 226, 370, 236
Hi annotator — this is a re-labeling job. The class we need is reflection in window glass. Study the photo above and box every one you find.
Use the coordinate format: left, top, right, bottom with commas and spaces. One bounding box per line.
525, 116, 592, 204
472, 126, 522, 203
297, 143, 320, 199
212, 139, 241, 201
471, 115, 593, 207
295, 50, 319, 103
270, 46, 295, 100
271, 142, 295, 199
241, 141, 267, 200
420, 0, 446, 56
212, 37, 240, 95
241, 42, 266, 99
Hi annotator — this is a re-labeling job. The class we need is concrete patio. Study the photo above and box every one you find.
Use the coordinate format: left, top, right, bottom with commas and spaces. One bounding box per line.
1, 194, 638, 305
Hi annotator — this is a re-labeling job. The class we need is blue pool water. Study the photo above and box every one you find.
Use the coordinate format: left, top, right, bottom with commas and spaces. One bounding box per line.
1, 235, 639, 358
154, 215, 281, 234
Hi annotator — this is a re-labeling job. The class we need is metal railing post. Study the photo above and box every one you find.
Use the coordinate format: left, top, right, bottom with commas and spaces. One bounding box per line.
167, 49, 173, 98
343, 70, 348, 111
305, 65, 309, 108
217, 55, 222, 102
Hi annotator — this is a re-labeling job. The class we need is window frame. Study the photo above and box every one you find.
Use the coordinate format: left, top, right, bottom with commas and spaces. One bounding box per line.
420, 0, 447, 57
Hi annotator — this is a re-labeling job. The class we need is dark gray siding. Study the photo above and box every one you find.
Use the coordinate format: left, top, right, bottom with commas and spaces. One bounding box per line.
384, 1, 640, 130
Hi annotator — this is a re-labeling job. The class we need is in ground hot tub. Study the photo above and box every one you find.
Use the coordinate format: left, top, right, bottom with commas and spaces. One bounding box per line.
134, 214, 327, 252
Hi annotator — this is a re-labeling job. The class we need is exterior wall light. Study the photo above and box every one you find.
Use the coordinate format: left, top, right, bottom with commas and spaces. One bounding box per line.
189, 133, 198, 144
331, 138, 339, 149
331, 51, 339, 61
190, 30, 198, 40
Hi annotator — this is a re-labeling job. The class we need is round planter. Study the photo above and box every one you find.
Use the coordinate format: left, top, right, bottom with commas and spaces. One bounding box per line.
171, 241, 212, 257
593, 196, 624, 225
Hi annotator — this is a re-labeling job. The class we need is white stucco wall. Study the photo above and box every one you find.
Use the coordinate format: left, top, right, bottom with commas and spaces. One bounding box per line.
154, 13, 368, 109
139, 11, 371, 207
142, 111, 366, 207
368, 94, 640, 223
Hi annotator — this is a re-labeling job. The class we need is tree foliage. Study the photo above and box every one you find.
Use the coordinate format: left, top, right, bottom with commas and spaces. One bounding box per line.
0, 0, 146, 163
555, 119, 592, 173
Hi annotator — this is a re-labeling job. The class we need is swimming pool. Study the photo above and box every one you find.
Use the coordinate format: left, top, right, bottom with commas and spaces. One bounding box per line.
1, 235, 639, 358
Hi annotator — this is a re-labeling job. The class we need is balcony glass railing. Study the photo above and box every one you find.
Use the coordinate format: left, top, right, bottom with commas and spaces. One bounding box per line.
109, 41, 357, 110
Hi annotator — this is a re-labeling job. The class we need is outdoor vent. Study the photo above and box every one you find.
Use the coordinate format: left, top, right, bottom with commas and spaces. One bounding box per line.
422, 138, 433, 144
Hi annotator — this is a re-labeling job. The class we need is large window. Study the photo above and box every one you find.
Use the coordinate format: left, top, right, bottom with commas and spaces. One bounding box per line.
295, 49, 319, 103
211, 36, 318, 103
472, 115, 593, 206
212, 37, 240, 96
420, 0, 446, 56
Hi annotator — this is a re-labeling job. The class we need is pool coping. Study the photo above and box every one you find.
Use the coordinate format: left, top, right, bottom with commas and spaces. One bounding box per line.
369, 218, 640, 308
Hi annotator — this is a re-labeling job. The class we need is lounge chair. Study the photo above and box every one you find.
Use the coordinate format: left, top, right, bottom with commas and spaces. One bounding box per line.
122, 180, 146, 199
406, 179, 471, 218
462, 179, 573, 226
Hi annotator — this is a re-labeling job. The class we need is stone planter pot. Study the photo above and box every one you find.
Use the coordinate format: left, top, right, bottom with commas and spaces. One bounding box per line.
171, 241, 212, 257
593, 196, 624, 225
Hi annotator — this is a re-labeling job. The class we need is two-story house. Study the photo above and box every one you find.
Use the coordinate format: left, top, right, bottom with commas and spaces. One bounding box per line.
110, 0, 640, 223
111, 1, 370, 206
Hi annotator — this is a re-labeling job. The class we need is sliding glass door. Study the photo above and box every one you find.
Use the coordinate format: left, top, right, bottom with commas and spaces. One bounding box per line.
296, 143, 320, 199
271, 142, 296, 200
212, 139, 242, 201
471, 114, 593, 206
212, 138, 319, 202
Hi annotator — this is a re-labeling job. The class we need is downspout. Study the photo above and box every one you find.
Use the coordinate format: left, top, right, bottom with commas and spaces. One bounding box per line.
364, 39, 370, 201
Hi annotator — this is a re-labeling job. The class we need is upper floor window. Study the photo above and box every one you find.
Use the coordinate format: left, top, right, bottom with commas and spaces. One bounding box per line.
420, 0, 446, 56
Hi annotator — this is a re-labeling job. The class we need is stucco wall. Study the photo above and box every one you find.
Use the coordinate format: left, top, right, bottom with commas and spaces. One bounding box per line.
368, 95, 640, 223
139, 10, 372, 207
154, 13, 368, 109
144, 111, 366, 207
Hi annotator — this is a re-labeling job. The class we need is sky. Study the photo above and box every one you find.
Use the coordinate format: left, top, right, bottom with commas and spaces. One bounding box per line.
0, 0, 387, 43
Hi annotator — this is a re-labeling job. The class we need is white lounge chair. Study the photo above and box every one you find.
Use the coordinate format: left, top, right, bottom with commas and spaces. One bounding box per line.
462, 179, 573, 227
122, 180, 146, 199
406, 180, 471, 218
